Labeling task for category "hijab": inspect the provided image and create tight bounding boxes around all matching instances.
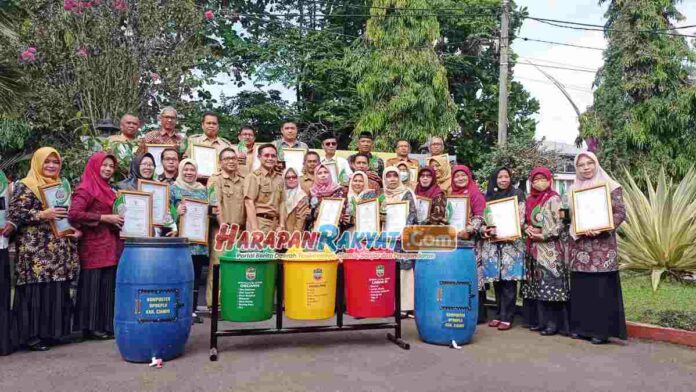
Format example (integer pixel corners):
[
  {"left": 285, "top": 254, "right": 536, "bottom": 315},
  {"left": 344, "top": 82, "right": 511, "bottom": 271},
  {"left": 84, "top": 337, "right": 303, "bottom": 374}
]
[
  {"left": 524, "top": 167, "right": 558, "bottom": 225},
  {"left": 175, "top": 159, "right": 206, "bottom": 191},
  {"left": 382, "top": 166, "right": 411, "bottom": 203},
  {"left": 117, "top": 152, "right": 155, "bottom": 190},
  {"left": 485, "top": 167, "right": 526, "bottom": 202},
  {"left": 348, "top": 171, "right": 371, "bottom": 201},
  {"left": 450, "top": 164, "right": 486, "bottom": 216},
  {"left": 429, "top": 154, "right": 451, "bottom": 193},
  {"left": 283, "top": 167, "right": 306, "bottom": 214},
  {"left": 415, "top": 167, "right": 443, "bottom": 200},
  {"left": 572, "top": 151, "right": 621, "bottom": 192},
  {"left": 75, "top": 152, "right": 117, "bottom": 207},
  {"left": 309, "top": 163, "right": 340, "bottom": 198},
  {"left": 21, "top": 147, "right": 61, "bottom": 198}
]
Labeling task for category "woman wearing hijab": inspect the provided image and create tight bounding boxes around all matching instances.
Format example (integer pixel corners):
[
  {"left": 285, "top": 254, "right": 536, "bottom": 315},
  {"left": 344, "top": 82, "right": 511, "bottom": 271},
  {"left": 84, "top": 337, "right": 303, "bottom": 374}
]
[
  {"left": 449, "top": 165, "right": 488, "bottom": 323},
  {"left": 170, "top": 159, "right": 208, "bottom": 324},
  {"left": 522, "top": 167, "right": 569, "bottom": 336},
  {"left": 481, "top": 167, "right": 526, "bottom": 331},
  {"left": 306, "top": 164, "right": 347, "bottom": 231},
  {"left": 116, "top": 152, "right": 156, "bottom": 190},
  {"left": 283, "top": 168, "right": 309, "bottom": 234},
  {"left": 568, "top": 152, "right": 627, "bottom": 344},
  {"left": 68, "top": 152, "right": 124, "bottom": 340},
  {"left": 428, "top": 155, "right": 451, "bottom": 194},
  {"left": 414, "top": 167, "right": 446, "bottom": 225},
  {"left": 0, "top": 170, "right": 14, "bottom": 355},
  {"left": 382, "top": 167, "right": 418, "bottom": 315},
  {"left": 341, "top": 171, "right": 379, "bottom": 231},
  {"left": 6, "top": 147, "right": 81, "bottom": 351}
]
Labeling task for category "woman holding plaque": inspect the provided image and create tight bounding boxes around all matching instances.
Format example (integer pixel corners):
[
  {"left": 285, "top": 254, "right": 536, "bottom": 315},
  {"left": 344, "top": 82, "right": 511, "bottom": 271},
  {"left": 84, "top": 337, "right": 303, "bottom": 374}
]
[
  {"left": 449, "top": 165, "right": 488, "bottom": 323},
  {"left": 342, "top": 171, "right": 379, "bottom": 231},
  {"left": 283, "top": 167, "right": 309, "bottom": 234},
  {"left": 116, "top": 152, "right": 156, "bottom": 190},
  {"left": 428, "top": 155, "right": 451, "bottom": 194},
  {"left": 306, "top": 164, "right": 347, "bottom": 231},
  {"left": 522, "top": 167, "right": 569, "bottom": 336},
  {"left": 68, "top": 152, "right": 124, "bottom": 340},
  {"left": 6, "top": 147, "right": 80, "bottom": 351},
  {"left": 414, "top": 167, "right": 446, "bottom": 225},
  {"left": 170, "top": 159, "right": 208, "bottom": 324},
  {"left": 481, "top": 167, "right": 526, "bottom": 331},
  {"left": 568, "top": 152, "right": 626, "bottom": 344}
]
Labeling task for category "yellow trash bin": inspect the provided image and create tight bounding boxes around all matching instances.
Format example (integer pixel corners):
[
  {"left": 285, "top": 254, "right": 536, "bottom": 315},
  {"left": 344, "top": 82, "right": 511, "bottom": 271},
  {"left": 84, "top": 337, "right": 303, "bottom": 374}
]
[{"left": 283, "top": 247, "right": 338, "bottom": 320}]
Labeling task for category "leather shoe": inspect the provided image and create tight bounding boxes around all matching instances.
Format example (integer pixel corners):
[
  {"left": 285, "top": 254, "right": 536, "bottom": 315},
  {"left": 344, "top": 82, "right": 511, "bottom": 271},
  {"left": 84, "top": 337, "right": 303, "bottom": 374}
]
[
  {"left": 529, "top": 325, "right": 541, "bottom": 332},
  {"left": 497, "top": 322, "right": 512, "bottom": 331},
  {"left": 540, "top": 328, "right": 557, "bottom": 336},
  {"left": 28, "top": 342, "right": 50, "bottom": 351},
  {"left": 590, "top": 337, "right": 608, "bottom": 345},
  {"left": 488, "top": 319, "right": 501, "bottom": 328}
]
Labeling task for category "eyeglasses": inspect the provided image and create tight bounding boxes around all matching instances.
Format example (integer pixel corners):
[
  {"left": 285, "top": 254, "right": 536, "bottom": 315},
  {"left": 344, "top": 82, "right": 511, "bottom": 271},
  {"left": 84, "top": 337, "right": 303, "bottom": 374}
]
[
  {"left": 261, "top": 154, "right": 277, "bottom": 158},
  {"left": 324, "top": 141, "right": 337, "bottom": 146},
  {"left": 140, "top": 163, "right": 155, "bottom": 168},
  {"left": 161, "top": 115, "right": 176, "bottom": 120}
]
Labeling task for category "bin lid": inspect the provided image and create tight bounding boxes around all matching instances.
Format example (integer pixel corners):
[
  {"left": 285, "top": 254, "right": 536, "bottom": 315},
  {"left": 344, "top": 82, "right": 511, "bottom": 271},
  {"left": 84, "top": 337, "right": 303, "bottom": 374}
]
[
  {"left": 220, "top": 245, "right": 276, "bottom": 263},
  {"left": 124, "top": 237, "right": 189, "bottom": 247},
  {"left": 284, "top": 246, "right": 338, "bottom": 262}
]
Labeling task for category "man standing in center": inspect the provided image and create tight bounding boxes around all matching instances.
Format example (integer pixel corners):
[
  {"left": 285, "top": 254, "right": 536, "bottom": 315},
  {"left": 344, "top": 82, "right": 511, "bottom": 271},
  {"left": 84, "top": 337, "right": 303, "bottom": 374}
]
[
  {"left": 386, "top": 139, "right": 419, "bottom": 168},
  {"left": 300, "top": 151, "right": 320, "bottom": 194},
  {"left": 244, "top": 144, "right": 286, "bottom": 234},
  {"left": 141, "top": 106, "right": 183, "bottom": 148},
  {"left": 236, "top": 125, "right": 258, "bottom": 176},
  {"left": 157, "top": 148, "right": 180, "bottom": 185},
  {"left": 273, "top": 121, "right": 308, "bottom": 161},
  {"left": 206, "top": 147, "right": 245, "bottom": 308},
  {"left": 108, "top": 114, "right": 140, "bottom": 177},
  {"left": 320, "top": 133, "right": 352, "bottom": 186},
  {"left": 186, "top": 112, "right": 233, "bottom": 157},
  {"left": 347, "top": 131, "right": 384, "bottom": 178}
]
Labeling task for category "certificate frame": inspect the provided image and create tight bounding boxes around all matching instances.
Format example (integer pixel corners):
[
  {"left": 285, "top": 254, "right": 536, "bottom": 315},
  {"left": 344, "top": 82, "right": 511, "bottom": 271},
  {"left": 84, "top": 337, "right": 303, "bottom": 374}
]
[
  {"left": 145, "top": 144, "right": 176, "bottom": 177},
  {"left": 137, "top": 179, "right": 170, "bottom": 226},
  {"left": 38, "top": 183, "right": 74, "bottom": 238},
  {"left": 324, "top": 161, "right": 339, "bottom": 184},
  {"left": 485, "top": 196, "right": 522, "bottom": 242},
  {"left": 190, "top": 144, "right": 219, "bottom": 178},
  {"left": 447, "top": 195, "right": 470, "bottom": 233},
  {"left": 282, "top": 148, "right": 306, "bottom": 176},
  {"left": 355, "top": 198, "right": 380, "bottom": 233},
  {"left": 313, "top": 197, "right": 344, "bottom": 231},
  {"left": 384, "top": 201, "right": 409, "bottom": 235},
  {"left": 409, "top": 167, "right": 419, "bottom": 184},
  {"left": 571, "top": 183, "right": 615, "bottom": 235},
  {"left": 416, "top": 196, "right": 432, "bottom": 224},
  {"left": 117, "top": 190, "right": 153, "bottom": 239},
  {"left": 179, "top": 197, "right": 210, "bottom": 245}
]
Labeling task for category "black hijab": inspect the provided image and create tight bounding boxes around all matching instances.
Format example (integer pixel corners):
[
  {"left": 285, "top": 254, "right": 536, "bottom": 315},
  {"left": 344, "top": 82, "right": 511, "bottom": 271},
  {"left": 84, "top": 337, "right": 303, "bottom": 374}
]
[
  {"left": 485, "top": 167, "right": 525, "bottom": 202},
  {"left": 116, "top": 152, "right": 155, "bottom": 190}
]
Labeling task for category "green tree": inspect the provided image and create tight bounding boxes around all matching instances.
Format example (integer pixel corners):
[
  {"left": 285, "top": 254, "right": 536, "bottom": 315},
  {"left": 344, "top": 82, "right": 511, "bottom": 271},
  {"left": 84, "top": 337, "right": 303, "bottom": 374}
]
[
  {"left": 579, "top": 0, "right": 696, "bottom": 178},
  {"left": 348, "top": 0, "right": 458, "bottom": 151}
]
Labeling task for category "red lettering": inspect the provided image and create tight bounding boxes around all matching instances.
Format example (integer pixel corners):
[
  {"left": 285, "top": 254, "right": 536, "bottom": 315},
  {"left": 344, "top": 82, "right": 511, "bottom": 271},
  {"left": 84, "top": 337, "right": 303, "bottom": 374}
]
[
  {"left": 249, "top": 230, "right": 265, "bottom": 250},
  {"left": 261, "top": 231, "right": 276, "bottom": 249},
  {"left": 213, "top": 224, "right": 240, "bottom": 252},
  {"left": 301, "top": 231, "right": 320, "bottom": 250},
  {"left": 236, "top": 230, "right": 250, "bottom": 250},
  {"left": 287, "top": 231, "right": 302, "bottom": 249},
  {"left": 275, "top": 230, "right": 290, "bottom": 249}
]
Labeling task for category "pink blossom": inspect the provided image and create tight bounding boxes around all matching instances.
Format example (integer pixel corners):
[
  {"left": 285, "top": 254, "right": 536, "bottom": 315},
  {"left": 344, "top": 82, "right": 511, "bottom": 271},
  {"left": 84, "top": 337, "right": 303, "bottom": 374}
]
[
  {"left": 76, "top": 47, "right": 89, "bottom": 58},
  {"left": 204, "top": 10, "right": 214, "bottom": 21},
  {"left": 113, "top": 0, "right": 128, "bottom": 11},
  {"left": 64, "top": 0, "right": 78, "bottom": 11},
  {"left": 586, "top": 137, "right": 600, "bottom": 152},
  {"left": 19, "top": 47, "right": 37, "bottom": 63},
  {"left": 150, "top": 72, "right": 160, "bottom": 81}
]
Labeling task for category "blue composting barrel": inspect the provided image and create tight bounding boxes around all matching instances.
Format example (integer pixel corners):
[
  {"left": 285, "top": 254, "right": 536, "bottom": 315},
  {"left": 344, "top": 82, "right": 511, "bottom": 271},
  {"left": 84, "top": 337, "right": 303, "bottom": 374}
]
[
  {"left": 115, "top": 238, "right": 193, "bottom": 362},
  {"left": 415, "top": 240, "right": 478, "bottom": 345}
]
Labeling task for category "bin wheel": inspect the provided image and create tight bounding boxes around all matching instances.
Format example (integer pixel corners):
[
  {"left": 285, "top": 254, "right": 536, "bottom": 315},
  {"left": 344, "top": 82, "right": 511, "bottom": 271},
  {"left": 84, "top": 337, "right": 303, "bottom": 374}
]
[{"left": 209, "top": 348, "right": 218, "bottom": 361}]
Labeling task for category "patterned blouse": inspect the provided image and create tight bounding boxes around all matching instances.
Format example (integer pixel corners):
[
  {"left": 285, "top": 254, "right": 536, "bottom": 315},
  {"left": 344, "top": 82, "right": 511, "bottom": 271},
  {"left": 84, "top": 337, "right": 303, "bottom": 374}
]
[
  {"left": 170, "top": 185, "right": 209, "bottom": 256},
  {"left": 8, "top": 183, "right": 80, "bottom": 285},
  {"left": 568, "top": 188, "right": 626, "bottom": 273},
  {"left": 481, "top": 200, "right": 526, "bottom": 282}
]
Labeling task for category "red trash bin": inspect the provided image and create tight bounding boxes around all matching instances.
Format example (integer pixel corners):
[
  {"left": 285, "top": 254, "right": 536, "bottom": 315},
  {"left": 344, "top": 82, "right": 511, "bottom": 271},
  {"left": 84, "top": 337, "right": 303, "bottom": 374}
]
[{"left": 342, "top": 249, "right": 396, "bottom": 318}]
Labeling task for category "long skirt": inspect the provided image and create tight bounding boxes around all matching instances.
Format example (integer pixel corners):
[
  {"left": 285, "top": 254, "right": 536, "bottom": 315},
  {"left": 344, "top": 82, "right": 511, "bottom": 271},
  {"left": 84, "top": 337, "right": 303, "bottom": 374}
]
[
  {"left": 570, "top": 271, "right": 627, "bottom": 340},
  {"left": 74, "top": 266, "right": 116, "bottom": 334},
  {"left": 12, "top": 281, "right": 73, "bottom": 346},
  {"left": 0, "top": 249, "right": 14, "bottom": 355}
]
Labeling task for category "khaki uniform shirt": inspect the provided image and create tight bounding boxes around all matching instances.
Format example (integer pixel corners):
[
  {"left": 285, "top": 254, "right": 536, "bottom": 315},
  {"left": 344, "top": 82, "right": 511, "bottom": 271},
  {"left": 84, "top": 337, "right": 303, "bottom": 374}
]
[
  {"left": 243, "top": 167, "right": 284, "bottom": 218},
  {"left": 300, "top": 173, "right": 314, "bottom": 195},
  {"left": 186, "top": 134, "right": 234, "bottom": 156},
  {"left": 386, "top": 157, "right": 419, "bottom": 168},
  {"left": 207, "top": 171, "right": 246, "bottom": 227}
]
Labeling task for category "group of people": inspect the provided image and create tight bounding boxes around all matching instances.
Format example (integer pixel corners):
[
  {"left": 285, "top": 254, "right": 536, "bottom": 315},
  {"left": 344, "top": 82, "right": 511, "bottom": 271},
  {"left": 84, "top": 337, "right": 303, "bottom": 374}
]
[{"left": 0, "top": 106, "right": 627, "bottom": 355}]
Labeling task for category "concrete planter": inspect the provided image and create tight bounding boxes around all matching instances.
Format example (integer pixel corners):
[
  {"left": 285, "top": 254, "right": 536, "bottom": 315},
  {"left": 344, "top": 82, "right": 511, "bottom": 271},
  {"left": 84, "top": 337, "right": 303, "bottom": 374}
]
[{"left": 627, "top": 321, "right": 696, "bottom": 347}]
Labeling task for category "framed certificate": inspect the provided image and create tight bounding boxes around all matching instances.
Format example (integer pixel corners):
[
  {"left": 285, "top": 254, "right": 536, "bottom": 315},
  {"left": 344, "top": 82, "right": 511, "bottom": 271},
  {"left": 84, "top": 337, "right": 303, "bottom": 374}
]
[
  {"left": 179, "top": 198, "right": 209, "bottom": 244},
  {"left": 190, "top": 144, "right": 218, "bottom": 178},
  {"left": 38, "top": 182, "right": 74, "bottom": 237},
  {"left": 356, "top": 198, "right": 380, "bottom": 233},
  {"left": 416, "top": 196, "right": 431, "bottom": 224},
  {"left": 145, "top": 144, "right": 175, "bottom": 177},
  {"left": 137, "top": 179, "right": 170, "bottom": 226},
  {"left": 571, "top": 183, "right": 614, "bottom": 234},
  {"left": 324, "top": 161, "right": 339, "bottom": 184},
  {"left": 116, "top": 190, "right": 153, "bottom": 239},
  {"left": 409, "top": 166, "right": 419, "bottom": 183},
  {"left": 283, "top": 148, "right": 306, "bottom": 176},
  {"left": 447, "top": 196, "right": 470, "bottom": 232},
  {"left": 485, "top": 196, "right": 522, "bottom": 242},
  {"left": 384, "top": 201, "right": 409, "bottom": 234},
  {"left": 313, "top": 197, "right": 344, "bottom": 231}
]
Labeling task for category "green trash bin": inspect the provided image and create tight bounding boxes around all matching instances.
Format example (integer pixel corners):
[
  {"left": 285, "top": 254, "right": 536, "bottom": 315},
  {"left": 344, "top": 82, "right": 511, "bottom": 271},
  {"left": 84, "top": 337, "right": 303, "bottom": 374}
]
[{"left": 220, "top": 246, "right": 277, "bottom": 322}]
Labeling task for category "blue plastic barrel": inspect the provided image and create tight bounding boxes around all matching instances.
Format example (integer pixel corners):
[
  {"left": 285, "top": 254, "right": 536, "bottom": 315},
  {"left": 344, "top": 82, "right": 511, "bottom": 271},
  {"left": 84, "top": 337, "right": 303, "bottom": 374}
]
[
  {"left": 415, "top": 240, "right": 479, "bottom": 345},
  {"left": 115, "top": 238, "right": 194, "bottom": 362}
]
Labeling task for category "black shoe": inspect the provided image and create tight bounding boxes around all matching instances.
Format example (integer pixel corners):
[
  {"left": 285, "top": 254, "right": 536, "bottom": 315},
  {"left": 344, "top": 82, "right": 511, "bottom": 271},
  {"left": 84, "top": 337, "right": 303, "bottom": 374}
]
[
  {"left": 192, "top": 313, "right": 204, "bottom": 324},
  {"left": 590, "top": 337, "right": 608, "bottom": 345},
  {"left": 27, "top": 342, "right": 50, "bottom": 351},
  {"left": 83, "top": 330, "right": 113, "bottom": 341},
  {"left": 529, "top": 325, "right": 541, "bottom": 332},
  {"left": 540, "top": 328, "right": 557, "bottom": 336}
]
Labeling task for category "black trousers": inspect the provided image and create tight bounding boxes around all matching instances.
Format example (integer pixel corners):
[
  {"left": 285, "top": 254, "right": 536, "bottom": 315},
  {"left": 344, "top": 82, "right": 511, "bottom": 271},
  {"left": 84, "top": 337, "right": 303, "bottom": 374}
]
[
  {"left": 538, "top": 301, "right": 570, "bottom": 334},
  {"left": 493, "top": 280, "right": 518, "bottom": 323},
  {"left": 192, "top": 255, "right": 207, "bottom": 312},
  {"left": 523, "top": 298, "right": 539, "bottom": 327}
]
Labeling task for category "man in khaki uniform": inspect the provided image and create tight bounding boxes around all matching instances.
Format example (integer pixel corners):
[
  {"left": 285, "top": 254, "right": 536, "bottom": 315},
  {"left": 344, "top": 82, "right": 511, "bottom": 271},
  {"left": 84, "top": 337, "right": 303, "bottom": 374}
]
[
  {"left": 206, "top": 147, "right": 245, "bottom": 307},
  {"left": 186, "top": 112, "right": 234, "bottom": 158},
  {"left": 300, "top": 151, "right": 320, "bottom": 194},
  {"left": 236, "top": 125, "right": 258, "bottom": 176},
  {"left": 244, "top": 144, "right": 286, "bottom": 234}
]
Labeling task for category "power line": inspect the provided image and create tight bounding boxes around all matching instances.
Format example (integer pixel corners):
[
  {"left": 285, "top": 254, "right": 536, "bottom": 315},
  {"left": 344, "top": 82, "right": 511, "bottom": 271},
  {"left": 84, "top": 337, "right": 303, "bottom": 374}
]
[
  {"left": 514, "top": 62, "right": 598, "bottom": 74},
  {"left": 518, "top": 56, "right": 598, "bottom": 72},
  {"left": 528, "top": 18, "right": 696, "bottom": 38},
  {"left": 518, "top": 37, "right": 605, "bottom": 51}
]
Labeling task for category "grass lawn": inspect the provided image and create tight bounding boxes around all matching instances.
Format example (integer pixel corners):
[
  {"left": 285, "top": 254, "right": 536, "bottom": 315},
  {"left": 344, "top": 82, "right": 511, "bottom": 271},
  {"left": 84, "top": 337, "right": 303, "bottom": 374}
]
[{"left": 621, "top": 271, "right": 696, "bottom": 330}]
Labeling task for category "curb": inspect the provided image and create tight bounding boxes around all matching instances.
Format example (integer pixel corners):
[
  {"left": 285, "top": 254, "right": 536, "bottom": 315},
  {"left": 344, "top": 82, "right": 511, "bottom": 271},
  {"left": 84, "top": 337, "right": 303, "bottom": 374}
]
[{"left": 626, "top": 321, "right": 696, "bottom": 347}]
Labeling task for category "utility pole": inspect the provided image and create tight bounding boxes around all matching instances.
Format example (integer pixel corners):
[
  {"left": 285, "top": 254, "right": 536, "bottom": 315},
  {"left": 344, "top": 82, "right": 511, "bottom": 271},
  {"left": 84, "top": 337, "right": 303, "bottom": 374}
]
[{"left": 497, "top": 0, "right": 510, "bottom": 145}]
